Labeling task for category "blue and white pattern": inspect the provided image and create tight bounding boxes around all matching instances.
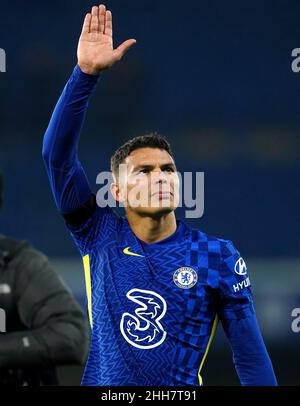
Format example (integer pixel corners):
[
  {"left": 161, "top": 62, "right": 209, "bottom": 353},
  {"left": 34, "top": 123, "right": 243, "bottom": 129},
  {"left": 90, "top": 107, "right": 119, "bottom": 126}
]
[
  {"left": 120, "top": 288, "right": 167, "bottom": 349},
  {"left": 67, "top": 206, "right": 253, "bottom": 386}
]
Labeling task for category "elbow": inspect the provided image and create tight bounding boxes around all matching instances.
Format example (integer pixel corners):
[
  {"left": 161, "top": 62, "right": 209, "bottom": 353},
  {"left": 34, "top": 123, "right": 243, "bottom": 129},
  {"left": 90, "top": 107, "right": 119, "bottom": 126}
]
[
  {"left": 42, "top": 141, "right": 63, "bottom": 169},
  {"left": 42, "top": 133, "right": 51, "bottom": 164},
  {"left": 42, "top": 146, "right": 50, "bottom": 164},
  {"left": 42, "top": 128, "right": 59, "bottom": 166}
]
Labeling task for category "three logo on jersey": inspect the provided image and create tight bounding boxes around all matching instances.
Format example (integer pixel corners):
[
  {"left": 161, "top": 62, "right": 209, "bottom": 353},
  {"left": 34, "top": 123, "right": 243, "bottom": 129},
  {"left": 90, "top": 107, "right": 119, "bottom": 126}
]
[
  {"left": 119, "top": 266, "right": 197, "bottom": 350},
  {"left": 120, "top": 249, "right": 250, "bottom": 349},
  {"left": 120, "top": 288, "right": 167, "bottom": 350}
]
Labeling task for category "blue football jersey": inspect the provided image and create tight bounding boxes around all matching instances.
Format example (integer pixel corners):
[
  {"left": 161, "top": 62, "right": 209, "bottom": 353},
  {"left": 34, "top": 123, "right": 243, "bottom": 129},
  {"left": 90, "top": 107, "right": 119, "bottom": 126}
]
[
  {"left": 66, "top": 204, "right": 253, "bottom": 386},
  {"left": 42, "top": 64, "right": 277, "bottom": 386}
]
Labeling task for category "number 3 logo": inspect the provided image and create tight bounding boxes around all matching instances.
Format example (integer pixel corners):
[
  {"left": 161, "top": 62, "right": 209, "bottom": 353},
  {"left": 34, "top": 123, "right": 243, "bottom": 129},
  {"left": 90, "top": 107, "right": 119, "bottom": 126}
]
[{"left": 120, "top": 288, "right": 167, "bottom": 349}]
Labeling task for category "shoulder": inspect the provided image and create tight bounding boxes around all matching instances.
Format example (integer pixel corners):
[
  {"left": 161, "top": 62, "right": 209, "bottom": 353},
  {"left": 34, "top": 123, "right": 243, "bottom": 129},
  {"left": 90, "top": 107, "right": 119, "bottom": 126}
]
[
  {"left": 66, "top": 202, "right": 121, "bottom": 233},
  {"left": 202, "top": 232, "right": 249, "bottom": 289},
  {"left": 188, "top": 227, "right": 238, "bottom": 256},
  {"left": 188, "top": 227, "right": 245, "bottom": 273}
]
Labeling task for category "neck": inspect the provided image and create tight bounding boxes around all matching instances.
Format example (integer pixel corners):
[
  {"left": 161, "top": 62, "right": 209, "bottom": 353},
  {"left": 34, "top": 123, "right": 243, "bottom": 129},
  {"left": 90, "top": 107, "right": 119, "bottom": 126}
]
[{"left": 125, "top": 209, "right": 177, "bottom": 244}]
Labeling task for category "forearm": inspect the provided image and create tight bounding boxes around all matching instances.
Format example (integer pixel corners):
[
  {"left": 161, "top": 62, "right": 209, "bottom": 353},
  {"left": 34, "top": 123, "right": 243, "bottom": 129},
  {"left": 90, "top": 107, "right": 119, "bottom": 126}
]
[
  {"left": 222, "top": 314, "right": 278, "bottom": 386},
  {"left": 42, "top": 65, "right": 100, "bottom": 212},
  {"left": 42, "top": 65, "right": 99, "bottom": 167}
]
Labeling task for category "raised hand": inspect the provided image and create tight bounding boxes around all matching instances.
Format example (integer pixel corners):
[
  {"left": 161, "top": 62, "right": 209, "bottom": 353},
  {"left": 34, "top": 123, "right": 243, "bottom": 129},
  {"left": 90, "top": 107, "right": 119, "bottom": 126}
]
[{"left": 77, "top": 4, "right": 136, "bottom": 75}]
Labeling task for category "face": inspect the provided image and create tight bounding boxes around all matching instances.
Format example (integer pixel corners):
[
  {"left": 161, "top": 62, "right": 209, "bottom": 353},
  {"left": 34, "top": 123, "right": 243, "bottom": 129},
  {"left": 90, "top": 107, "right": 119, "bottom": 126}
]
[{"left": 111, "top": 147, "right": 180, "bottom": 217}]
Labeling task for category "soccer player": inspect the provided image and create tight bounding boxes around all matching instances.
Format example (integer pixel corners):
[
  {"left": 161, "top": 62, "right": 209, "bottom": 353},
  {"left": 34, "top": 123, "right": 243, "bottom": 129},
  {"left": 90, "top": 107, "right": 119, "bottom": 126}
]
[{"left": 42, "top": 4, "right": 277, "bottom": 386}]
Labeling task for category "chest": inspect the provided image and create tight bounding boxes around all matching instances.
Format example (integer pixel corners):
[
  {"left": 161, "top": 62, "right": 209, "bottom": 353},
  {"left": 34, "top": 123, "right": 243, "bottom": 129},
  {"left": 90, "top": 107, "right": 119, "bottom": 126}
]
[{"left": 91, "top": 242, "right": 214, "bottom": 327}]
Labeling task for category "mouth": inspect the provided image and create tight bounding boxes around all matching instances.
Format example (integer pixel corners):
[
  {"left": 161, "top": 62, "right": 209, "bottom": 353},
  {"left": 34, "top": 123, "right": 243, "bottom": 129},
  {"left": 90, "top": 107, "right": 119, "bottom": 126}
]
[{"left": 151, "top": 191, "right": 173, "bottom": 198}]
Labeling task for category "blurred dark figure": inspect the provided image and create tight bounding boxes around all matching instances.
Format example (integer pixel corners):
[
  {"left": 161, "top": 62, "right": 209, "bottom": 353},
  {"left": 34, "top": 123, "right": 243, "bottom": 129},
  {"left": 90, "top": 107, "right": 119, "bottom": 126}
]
[{"left": 0, "top": 172, "right": 89, "bottom": 386}]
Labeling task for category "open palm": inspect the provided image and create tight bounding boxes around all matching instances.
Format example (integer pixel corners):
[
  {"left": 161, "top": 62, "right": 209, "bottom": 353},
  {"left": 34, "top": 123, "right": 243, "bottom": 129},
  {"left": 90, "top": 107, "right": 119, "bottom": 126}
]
[{"left": 77, "top": 4, "right": 136, "bottom": 74}]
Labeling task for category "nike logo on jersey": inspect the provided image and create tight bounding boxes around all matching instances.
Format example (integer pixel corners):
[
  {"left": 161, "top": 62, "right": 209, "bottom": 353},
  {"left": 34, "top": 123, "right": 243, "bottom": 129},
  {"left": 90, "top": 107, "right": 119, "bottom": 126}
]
[{"left": 123, "top": 247, "right": 144, "bottom": 257}]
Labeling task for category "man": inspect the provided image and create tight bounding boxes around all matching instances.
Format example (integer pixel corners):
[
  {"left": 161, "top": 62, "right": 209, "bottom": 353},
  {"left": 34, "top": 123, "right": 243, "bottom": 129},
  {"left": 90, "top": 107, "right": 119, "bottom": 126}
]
[
  {"left": 42, "top": 4, "right": 277, "bottom": 386},
  {"left": 0, "top": 172, "right": 89, "bottom": 385}
]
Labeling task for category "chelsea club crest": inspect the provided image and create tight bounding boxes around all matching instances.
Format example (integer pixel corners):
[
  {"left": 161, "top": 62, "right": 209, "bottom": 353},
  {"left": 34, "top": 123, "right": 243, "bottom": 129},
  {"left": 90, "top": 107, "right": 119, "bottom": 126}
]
[{"left": 173, "top": 267, "right": 198, "bottom": 289}]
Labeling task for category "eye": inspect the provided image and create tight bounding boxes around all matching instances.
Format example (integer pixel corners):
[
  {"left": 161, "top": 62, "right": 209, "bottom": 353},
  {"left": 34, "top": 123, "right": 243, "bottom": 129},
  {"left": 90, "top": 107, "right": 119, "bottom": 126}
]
[
  {"left": 163, "top": 167, "right": 175, "bottom": 173},
  {"left": 139, "top": 168, "right": 150, "bottom": 174}
]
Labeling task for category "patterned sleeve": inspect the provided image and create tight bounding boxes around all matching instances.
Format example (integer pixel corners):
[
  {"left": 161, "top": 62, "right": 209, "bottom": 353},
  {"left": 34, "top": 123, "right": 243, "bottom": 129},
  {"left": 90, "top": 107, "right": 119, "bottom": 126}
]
[
  {"left": 217, "top": 240, "right": 254, "bottom": 320},
  {"left": 64, "top": 199, "right": 120, "bottom": 257}
]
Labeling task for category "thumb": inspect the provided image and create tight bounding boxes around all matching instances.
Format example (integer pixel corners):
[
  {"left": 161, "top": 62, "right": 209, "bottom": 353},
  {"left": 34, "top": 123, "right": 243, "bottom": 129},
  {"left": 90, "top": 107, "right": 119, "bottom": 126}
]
[{"left": 114, "top": 39, "right": 137, "bottom": 60}]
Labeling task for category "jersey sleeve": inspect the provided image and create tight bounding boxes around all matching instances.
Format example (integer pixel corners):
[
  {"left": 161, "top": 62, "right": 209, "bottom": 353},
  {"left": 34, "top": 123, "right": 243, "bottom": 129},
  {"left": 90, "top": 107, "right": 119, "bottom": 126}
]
[
  {"left": 42, "top": 65, "right": 121, "bottom": 255},
  {"left": 215, "top": 241, "right": 278, "bottom": 385},
  {"left": 216, "top": 240, "right": 254, "bottom": 320},
  {"left": 64, "top": 194, "right": 120, "bottom": 257},
  {"left": 42, "top": 65, "right": 100, "bottom": 216},
  {"left": 216, "top": 240, "right": 278, "bottom": 385}
]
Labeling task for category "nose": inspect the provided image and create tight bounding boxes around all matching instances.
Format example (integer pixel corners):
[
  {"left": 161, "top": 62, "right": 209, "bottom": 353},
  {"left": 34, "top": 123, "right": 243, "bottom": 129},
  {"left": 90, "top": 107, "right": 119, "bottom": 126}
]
[{"left": 152, "top": 169, "right": 168, "bottom": 184}]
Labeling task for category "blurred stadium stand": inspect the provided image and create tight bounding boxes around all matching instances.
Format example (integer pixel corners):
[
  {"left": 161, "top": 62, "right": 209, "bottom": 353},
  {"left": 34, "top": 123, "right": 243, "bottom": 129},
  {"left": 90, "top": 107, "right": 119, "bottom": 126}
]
[{"left": 0, "top": 0, "right": 299, "bottom": 385}]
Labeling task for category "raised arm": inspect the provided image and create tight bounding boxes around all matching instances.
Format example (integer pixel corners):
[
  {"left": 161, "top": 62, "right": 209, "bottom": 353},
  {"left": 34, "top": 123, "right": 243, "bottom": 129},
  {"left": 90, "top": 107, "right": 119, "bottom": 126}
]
[{"left": 42, "top": 4, "right": 136, "bottom": 219}]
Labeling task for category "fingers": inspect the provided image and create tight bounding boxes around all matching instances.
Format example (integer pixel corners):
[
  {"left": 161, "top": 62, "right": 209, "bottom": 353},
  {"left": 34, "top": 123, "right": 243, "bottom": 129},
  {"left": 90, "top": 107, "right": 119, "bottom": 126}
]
[
  {"left": 90, "top": 5, "right": 99, "bottom": 33},
  {"left": 81, "top": 13, "right": 91, "bottom": 34},
  {"left": 114, "top": 39, "right": 137, "bottom": 60},
  {"left": 104, "top": 10, "right": 112, "bottom": 37},
  {"left": 83, "top": 5, "right": 112, "bottom": 36},
  {"left": 99, "top": 4, "right": 106, "bottom": 33}
]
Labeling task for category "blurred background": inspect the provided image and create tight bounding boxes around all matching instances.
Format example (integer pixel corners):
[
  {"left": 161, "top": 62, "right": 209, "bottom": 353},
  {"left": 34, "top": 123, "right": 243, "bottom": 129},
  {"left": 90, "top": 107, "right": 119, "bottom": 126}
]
[{"left": 0, "top": 0, "right": 299, "bottom": 385}]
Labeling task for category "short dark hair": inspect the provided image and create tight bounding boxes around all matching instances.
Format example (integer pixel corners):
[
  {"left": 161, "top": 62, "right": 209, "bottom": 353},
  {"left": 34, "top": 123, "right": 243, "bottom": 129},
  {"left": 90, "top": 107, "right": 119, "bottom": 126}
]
[{"left": 110, "top": 132, "right": 174, "bottom": 177}]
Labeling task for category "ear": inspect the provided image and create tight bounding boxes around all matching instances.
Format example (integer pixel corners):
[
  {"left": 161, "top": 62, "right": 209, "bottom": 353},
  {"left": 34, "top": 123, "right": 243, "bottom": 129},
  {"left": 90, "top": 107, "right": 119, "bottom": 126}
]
[{"left": 110, "top": 182, "right": 125, "bottom": 203}]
